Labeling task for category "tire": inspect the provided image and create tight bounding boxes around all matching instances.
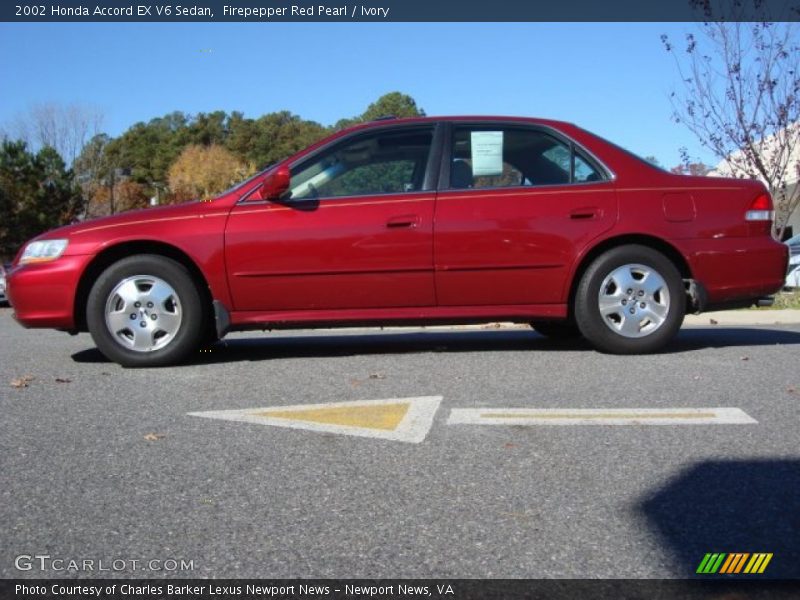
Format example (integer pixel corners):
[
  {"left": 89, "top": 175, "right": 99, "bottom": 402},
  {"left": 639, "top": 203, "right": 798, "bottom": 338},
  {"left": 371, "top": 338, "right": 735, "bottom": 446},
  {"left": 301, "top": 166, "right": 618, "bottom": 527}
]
[
  {"left": 574, "top": 245, "right": 685, "bottom": 354},
  {"left": 531, "top": 320, "right": 582, "bottom": 339},
  {"left": 86, "top": 255, "right": 206, "bottom": 367}
]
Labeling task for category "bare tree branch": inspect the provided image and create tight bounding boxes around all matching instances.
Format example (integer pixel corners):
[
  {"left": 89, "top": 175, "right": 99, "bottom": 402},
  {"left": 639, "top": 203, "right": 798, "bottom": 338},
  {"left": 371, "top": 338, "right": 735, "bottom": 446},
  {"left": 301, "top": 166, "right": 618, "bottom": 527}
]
[
  {"left": 663, "top": 21, "right": 800, "bottom": 238},
  {"left": 4, "top": 102, "right": 104, "bottom": 167}
]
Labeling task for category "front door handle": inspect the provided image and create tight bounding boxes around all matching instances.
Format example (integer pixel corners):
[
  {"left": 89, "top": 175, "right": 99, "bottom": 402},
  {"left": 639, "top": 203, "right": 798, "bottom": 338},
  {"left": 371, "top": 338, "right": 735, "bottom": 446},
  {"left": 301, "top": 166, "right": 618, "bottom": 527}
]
[{"left": 386, "top": 215, "right": 419, "bottom": 228}]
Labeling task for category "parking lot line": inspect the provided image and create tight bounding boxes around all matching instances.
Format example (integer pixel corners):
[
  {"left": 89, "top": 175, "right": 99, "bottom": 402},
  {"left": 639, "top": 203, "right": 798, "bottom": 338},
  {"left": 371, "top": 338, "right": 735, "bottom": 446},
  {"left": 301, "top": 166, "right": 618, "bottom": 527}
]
[{"left": 446, "top": 407, "right": 757, "bottom": 426}]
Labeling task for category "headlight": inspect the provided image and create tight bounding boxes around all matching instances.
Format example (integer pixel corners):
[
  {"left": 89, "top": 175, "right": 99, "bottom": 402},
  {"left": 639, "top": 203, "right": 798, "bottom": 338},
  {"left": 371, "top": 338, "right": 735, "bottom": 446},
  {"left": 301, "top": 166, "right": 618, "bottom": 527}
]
[{"left": 20, "top": 239, "right": 69, "bottom": 264}]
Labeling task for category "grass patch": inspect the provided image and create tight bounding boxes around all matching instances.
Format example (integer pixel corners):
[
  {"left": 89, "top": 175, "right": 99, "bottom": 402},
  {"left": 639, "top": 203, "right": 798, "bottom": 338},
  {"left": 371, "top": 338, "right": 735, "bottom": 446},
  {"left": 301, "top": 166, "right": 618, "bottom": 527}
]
[{"left": 746, "top": 290, "right": 800, "bottom": 310}]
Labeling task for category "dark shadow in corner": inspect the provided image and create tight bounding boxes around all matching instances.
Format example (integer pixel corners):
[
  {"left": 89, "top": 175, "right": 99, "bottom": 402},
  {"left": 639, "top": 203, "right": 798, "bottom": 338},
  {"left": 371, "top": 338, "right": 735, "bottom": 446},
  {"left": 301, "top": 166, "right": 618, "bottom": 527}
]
[
  {"left": 639, "top": 460, "right": 800, "bottom": 580},
  {"left": 70, "top": 326, "right": 800, "bottom": 365}
]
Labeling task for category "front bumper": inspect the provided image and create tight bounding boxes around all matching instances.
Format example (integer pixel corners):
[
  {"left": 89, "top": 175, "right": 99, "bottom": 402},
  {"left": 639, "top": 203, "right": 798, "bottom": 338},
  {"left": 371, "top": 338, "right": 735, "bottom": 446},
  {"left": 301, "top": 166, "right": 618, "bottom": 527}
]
[{"left": 6, "top": 255, "right": 93, "bottom": 329}]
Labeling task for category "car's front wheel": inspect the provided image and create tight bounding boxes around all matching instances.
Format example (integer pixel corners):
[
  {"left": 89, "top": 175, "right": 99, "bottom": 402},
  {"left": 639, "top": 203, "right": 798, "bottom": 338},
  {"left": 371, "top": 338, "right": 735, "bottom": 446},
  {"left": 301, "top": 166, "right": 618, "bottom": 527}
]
[
  {"left": 574, "top": 245, "right": 685, "bottom": 354},
  {"left": 86, "top": 255, "right": 205, "bottom": 367}
]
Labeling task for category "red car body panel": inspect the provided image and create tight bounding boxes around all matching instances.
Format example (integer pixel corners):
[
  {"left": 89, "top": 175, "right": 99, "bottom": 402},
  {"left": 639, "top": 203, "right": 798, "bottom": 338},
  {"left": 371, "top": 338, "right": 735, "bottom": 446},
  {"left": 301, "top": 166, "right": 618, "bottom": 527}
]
[
  {"left": 6, "top": 254, "right": 92, "bottom": 328},
  {"left": 9, "top": 201, "right": 235, "bottom": 329},
  {"left": 6, "top": 115, "right": 789, "bottom": 335},
  {"left": 230, "top": 303, "right": 567, "bottom": 330},
  {"left": 225, "top": 192, "right": 436, "bottom": 311},
  {"left": 434, "top": 182, "right": 617, "bottom": 306}
]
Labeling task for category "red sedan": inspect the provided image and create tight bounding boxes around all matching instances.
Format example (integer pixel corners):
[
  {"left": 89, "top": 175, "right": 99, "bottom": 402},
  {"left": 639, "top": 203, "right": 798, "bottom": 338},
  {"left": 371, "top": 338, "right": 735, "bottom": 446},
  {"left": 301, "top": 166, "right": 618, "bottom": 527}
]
[{"left": 6, "top": 116, "right": 789, "bottom": 367}]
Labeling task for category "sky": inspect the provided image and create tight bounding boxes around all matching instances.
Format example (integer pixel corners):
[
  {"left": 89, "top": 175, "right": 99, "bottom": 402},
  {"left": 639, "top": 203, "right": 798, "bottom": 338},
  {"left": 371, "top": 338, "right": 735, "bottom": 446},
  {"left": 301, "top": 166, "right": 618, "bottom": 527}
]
[{"left": 0, "top": 22, "right": 719, "bottom": 169}]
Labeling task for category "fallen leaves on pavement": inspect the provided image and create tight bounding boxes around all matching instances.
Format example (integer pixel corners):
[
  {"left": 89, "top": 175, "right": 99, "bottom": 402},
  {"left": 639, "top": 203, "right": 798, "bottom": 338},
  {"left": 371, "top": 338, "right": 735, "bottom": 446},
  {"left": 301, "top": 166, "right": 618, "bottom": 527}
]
[
  {"left": 143, "top": 433, "right": 166, "bottom": 441},
  {"left": 10, "top": 375, "right": 34, "bottom": 388}
]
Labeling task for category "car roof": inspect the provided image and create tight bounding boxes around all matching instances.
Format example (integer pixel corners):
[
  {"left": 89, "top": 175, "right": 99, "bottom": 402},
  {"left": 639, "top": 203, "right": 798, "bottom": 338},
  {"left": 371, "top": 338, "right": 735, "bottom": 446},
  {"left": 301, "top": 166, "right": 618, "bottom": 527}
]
[
  {"left": 343, "top": 115, "right": 577, "bottom": 133},
  {"left": 287, "top": 115, "right": 586, "bottom": 168}
]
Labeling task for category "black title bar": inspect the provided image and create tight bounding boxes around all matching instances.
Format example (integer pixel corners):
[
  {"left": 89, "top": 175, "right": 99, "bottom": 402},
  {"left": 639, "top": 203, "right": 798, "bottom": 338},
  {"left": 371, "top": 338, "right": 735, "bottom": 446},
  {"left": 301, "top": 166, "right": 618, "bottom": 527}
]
[
  {"left": 3, "top": 0, "right": 800, "bottom": 22},
  {"left": 4, "top": 579, "right": 800, "bottom": 600}
]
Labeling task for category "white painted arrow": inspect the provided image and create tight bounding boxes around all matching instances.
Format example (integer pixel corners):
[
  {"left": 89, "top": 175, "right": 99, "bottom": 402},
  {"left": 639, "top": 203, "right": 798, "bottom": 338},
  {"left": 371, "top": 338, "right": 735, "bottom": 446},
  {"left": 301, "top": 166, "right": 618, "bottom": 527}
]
[{"left": 188, "top": 396, "right": 442, "bottom": 443}]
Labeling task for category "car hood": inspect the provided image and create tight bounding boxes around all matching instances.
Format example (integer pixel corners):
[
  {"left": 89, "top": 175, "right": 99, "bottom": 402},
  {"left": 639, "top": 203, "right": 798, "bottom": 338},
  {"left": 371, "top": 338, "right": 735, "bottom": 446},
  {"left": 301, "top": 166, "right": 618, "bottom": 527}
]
[{"left": 38, "top": 201, "right": 208, "bottom": 240}]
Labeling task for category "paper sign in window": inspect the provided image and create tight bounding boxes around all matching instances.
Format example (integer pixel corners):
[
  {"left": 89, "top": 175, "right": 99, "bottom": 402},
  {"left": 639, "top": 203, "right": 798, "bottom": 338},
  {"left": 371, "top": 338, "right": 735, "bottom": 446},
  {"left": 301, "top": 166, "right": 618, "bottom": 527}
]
[{"left": 470, "top": 131, "right": 504, "bottom": 177}]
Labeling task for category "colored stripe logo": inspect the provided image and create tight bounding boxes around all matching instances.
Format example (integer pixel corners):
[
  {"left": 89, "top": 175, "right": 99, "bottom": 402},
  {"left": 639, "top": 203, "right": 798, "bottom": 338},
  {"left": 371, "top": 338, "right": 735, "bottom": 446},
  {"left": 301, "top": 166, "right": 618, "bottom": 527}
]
[{"left": 696, "top": 553, "right": 773, "bottom": 574}]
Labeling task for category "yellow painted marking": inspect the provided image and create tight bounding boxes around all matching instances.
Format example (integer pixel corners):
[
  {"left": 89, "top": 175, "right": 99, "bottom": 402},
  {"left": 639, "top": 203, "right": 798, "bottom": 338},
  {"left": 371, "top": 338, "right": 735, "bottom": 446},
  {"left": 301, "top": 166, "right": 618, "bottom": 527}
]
[
  {"left": 758, "top": 553, "right": 773, "bottom": 573},
  {"left": 480, "top": 412, "right": 717, "bottom": 420},
  {"left": 257, "top": 402, "right": 410, "bottom": 431},
  {"left": 189, "top": 396, "right": 441, "bottom": 443}
]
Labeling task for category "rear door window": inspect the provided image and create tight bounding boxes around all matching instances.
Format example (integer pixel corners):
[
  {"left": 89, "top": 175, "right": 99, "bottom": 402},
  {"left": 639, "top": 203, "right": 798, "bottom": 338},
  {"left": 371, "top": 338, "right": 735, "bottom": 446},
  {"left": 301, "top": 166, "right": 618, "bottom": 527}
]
[{"left": 448, "top": 126, "right": 605, "bottom": 189}]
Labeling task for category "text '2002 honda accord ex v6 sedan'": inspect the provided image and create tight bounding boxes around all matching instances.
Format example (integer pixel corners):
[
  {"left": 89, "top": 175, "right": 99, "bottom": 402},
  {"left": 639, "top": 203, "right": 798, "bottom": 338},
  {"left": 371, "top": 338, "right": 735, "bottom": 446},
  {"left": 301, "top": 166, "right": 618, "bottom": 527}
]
[{"left": 6, "top": 116, "right": 789, "bottom": 367}]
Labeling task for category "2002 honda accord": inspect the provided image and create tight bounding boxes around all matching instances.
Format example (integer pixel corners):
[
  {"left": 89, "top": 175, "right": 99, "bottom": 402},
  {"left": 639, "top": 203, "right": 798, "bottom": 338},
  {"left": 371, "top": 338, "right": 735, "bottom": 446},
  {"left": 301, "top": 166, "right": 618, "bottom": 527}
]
[{"left": 5, "top": 116, "right": 789, "bottom": 367}]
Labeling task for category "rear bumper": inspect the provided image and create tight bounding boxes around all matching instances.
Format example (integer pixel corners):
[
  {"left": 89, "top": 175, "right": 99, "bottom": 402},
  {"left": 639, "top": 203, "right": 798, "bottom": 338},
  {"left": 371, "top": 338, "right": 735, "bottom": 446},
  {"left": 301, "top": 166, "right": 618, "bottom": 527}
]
[
  {"left": 6, "top": 255, "right": 92, "bottom": 329},
  {"left": 682, "top": 236, "right": 789, "bottom": 307}
]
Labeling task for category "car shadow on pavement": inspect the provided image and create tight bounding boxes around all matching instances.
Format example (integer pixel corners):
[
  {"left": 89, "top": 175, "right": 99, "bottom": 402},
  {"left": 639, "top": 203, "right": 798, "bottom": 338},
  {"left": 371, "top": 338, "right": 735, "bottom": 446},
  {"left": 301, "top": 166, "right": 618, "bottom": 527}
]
[
  {"left": 668, "top": 326, "right": 800, "bottom": 352},
  {"left": 639, "top": 459, "right": 800, "bottom": 579},
  {"left": 70, "top": 326, "right": 800, "bottom": 365},
  {"left": 71, "top": 330, "right": 578, "bottom": 364}
]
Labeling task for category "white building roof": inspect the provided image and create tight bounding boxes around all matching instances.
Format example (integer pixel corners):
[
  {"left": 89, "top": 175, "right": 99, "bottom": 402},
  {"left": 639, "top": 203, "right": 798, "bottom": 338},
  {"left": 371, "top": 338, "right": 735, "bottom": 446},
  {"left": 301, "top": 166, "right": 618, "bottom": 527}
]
[{"left": 709, "top": 122, "right": 800, "bottom": 186}]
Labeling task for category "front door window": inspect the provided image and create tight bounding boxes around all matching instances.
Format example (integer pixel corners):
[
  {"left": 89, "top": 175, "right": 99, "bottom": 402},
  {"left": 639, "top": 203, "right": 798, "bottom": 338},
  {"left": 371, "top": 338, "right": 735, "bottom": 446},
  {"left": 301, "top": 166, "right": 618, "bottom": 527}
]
[{"left": 289, "top": 128, "right": 433, "bottom": 200}]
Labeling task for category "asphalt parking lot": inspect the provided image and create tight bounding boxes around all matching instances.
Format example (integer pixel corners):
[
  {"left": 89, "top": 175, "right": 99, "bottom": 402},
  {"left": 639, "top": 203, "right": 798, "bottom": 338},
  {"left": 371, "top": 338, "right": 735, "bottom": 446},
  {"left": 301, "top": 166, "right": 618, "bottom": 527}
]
[{"left": 1, "top": 306, "right": 799, "bottom": 579}]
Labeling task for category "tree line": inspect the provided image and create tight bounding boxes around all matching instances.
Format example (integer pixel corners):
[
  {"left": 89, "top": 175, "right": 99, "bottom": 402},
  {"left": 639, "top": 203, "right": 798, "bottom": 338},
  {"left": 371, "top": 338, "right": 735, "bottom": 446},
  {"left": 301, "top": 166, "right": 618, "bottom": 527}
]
[{"left": 0, "top": 92, "right": 423, "bottom": 260}]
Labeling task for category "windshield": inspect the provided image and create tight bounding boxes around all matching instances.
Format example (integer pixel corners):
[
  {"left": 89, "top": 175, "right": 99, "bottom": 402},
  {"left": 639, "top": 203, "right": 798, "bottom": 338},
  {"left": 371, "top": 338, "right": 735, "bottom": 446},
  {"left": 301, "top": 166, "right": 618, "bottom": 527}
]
[{"left": 216, "top": 163, "right": 276, "bottom": 198}]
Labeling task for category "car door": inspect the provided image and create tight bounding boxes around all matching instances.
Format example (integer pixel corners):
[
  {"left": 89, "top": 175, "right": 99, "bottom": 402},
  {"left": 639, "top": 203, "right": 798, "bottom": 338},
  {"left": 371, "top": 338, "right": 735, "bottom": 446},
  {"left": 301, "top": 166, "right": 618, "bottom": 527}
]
[
  {"left": 434, "top": 123, "right": 617, "bottom": 306},
  {"left": 225, "top": 124, "right": 439, "bottom": 311}
]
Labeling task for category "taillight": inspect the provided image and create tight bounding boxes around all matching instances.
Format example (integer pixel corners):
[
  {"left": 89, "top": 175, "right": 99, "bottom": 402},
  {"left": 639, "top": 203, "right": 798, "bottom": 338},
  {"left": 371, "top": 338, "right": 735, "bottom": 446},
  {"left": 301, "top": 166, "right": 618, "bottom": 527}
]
[{"left": 745, "top": 193, "right": 774, "bottom": 221}]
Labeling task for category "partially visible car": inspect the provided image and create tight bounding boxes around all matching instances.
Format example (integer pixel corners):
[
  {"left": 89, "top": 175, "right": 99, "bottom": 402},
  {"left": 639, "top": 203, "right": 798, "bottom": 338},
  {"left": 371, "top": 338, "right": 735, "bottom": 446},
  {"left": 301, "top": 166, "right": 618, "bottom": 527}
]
[
  {"left": 784, "top": 232, "right": 800, "bottom": 258},
  {"left": 0, "top": 263, "right": 7, "bottom": 305},
  {"left": 782, "top": 234, "right": 800, "bottom": 289},
  {"left": 786, "top": 254, "right": 800, "bottom": 289}
]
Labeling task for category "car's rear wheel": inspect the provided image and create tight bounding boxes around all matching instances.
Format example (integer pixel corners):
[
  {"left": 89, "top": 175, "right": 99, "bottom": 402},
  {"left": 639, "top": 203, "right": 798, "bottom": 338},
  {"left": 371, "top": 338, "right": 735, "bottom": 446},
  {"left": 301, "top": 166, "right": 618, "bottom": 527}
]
[
  {"left": 87, "top": 255, "right": 205, "bottom": 367},
  {"left": 530, "top": 320, "right": 581, "bottom": 339},
  {"left": 574, "top": 245, "right": 685, "bottom": 354}
]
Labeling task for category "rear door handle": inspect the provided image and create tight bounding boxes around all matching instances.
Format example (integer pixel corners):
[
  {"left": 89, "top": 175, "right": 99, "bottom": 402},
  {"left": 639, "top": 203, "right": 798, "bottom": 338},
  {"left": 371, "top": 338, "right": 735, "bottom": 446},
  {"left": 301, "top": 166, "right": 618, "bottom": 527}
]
[
  {"left": 569, "top": 207, "right": 601, "bottom": 220},
  {"left": 386, "top": 215, "right": 419, "bottom": 228}
]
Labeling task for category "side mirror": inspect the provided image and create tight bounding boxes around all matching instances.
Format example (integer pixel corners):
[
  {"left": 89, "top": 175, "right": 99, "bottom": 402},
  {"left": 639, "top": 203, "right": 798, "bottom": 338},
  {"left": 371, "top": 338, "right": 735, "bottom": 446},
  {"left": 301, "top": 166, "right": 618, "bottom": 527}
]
[{"left": 259, "top": 165, "right": 291, "bottom": 200}]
